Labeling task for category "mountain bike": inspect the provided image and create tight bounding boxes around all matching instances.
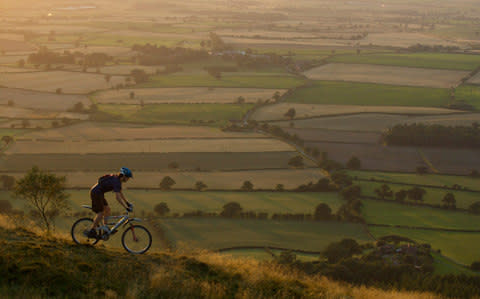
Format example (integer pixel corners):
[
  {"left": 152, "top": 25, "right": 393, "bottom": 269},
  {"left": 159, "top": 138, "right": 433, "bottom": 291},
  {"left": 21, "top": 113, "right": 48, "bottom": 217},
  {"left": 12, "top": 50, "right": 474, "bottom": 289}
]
[{"left": 71, "top": 205, "right": 152, "bottom": 254}]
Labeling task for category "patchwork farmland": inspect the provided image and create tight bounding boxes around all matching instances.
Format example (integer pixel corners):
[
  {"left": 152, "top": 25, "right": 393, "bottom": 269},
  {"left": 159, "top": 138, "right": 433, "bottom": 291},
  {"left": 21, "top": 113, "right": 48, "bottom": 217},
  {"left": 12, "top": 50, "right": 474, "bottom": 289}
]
[
  {"left": 94, "top": 88, "right": 285, "bottom": 104},
  {"left": 1, "top": 0, "right": 480, "bottom": 288},
  {"left": 303, "top": 63, "right": 468, "bottom": 88}
]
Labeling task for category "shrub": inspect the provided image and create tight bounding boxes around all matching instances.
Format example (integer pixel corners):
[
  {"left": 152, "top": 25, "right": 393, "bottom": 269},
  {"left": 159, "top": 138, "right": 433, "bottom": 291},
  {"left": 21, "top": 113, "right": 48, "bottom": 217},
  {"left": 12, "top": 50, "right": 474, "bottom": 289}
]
[
  {"left": 346, "top": 156, "right": 361, "bottom": 170},
  {"left": 241, "top": 181, "right": 253, "bottom": 191},
  {"left": 195, "top": 181, "right": 207, "bottom": 191},
  {"left": 159, "top": 176, "right": 176, "bottom": 190},
  {"left": 471, "top": 261, "right": 480, "bottom": 271},
  {"left": 154, "top": 202, "right": 170, "bottom": 216},
  {"left": 314, "top": 203, "right": 333, "bottom": 221},
  {"left": 220, "top": 202, "right": 242, "bottom": 218}
]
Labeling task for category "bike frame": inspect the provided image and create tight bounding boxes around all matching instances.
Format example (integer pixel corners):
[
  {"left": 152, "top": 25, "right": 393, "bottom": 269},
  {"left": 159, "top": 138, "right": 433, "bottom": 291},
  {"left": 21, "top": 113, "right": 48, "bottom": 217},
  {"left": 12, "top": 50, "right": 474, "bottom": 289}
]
[{"left": 82, "top": 205, "right": 142, "bottom": 237}]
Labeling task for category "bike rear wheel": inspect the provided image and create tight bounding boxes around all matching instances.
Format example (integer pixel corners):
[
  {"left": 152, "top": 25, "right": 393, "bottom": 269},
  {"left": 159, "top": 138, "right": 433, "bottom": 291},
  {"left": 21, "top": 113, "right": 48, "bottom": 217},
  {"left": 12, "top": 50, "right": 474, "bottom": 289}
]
[
  {"left": 71, "top": 218, "right": 100, "bottom": 245},
  {"left": 121, "top": 225, "right": 152, "bottom": 254}
]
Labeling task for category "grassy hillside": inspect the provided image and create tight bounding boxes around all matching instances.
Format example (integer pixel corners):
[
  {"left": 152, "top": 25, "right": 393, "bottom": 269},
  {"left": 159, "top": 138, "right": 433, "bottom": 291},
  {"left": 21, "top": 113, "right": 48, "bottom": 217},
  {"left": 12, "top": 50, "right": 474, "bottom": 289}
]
[{"left": 0, "top": 226, "right": 445, "bottom": 299}]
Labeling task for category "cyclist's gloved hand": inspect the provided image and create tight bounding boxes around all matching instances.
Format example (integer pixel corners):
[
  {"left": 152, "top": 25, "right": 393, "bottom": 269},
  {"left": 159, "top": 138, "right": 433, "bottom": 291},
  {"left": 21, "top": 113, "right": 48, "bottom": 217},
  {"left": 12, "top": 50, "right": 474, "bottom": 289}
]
[{"left": 126, "top": 203, "right": 133, "bottom": 212}]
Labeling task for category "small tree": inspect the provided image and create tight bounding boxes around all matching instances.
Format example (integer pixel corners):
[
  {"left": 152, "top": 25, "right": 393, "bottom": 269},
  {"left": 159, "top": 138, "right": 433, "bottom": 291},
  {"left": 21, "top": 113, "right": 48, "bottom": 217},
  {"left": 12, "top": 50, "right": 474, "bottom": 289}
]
[
  {"left": 195, "top": 181, "right": 207, "bottom": 191},
  {"left": 159, "top": 176, "right": 176, "bottom": 190},
  {"left": 236, "top": 96, "right": 245, "bottom": 104},
  {"left": 272, "top": 91, "right": 281, "bottom": 102},
  {"left": 241, "top": 180, "right": 253, "bottom": 191},
  {"left": 275, "top": 184, "right": 284, "bottom": 192},
  {"left": 468, "top": 201, "right": 480, "bottom": 214},
  {"left": 288, "top": 155, "right": 304, "bottom": 168},
  {"left": 395, "top": 190, "right": 408, "bottom": 202},
  {"left": 130, "top": 69, "right": 149, "bottom": 84},
  {"left": 442, "top": 192, "right": 456, "bottom": 209},
  {"left": 284, "top": 108, "right": 296, "bottom": 120},
  {"left": 346, "top": 156, "right": 361, "bottom": 170},
  {"left": 314, "top": 203, "right": 333, "bottom": 221},
  {"left": 416, "top": 166, "right": 428, "bottom": 175},
  {"left": 56, "top": 88, "right": 62, "bottom": 94},
  {"left": 154, "top": 202, "right": 170, "bottom": 216},
  {"left": 130, "top": 91, "right": 135, "bottom": 99},
  {"left": 1, "top": 135, "right": 13, "bottom": 145},
  {"left": 374, "top": 184, "right": 393, "bottom": 200},
  {"left": 21, "top": 119, "right": 30, "bottom": 128},
  {"left": 340, "top": 185, "right": 361, "bottom": 201},
  {"left": 323, "top": 239, "right": 362, "bottom": 263},
  {"left": 221, "top": 202, "right": 243, "bottom": 218},
  {"left": 104, "top": 74, "right": 111, "bottom": 83},
  {"left": 471, "top": 261, "right": 480, "bottom": 271},
  {"left": 168, "top": 162, "right": 179, "bottom": 169},
  {"left": 407, "top": 187, "right": 426, "bottom": 202},
  {"left": 13, "top": 166, "right": 69, "bottom": 232},
  {"left": 7, "top": 100, "right": 14, "bottom": 107}
]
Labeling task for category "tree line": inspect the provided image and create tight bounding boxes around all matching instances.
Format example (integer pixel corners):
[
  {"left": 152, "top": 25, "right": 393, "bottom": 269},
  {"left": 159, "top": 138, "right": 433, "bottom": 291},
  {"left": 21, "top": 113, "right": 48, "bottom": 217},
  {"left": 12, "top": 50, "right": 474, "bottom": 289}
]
[{"left": 381, "top": 122, "right": 480, "bottom": 148}]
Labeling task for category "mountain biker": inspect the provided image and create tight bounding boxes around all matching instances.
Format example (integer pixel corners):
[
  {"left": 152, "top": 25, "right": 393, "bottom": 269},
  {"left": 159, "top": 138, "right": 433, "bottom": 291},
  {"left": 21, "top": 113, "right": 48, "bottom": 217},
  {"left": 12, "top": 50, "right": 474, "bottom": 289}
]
[{"left": 85, "top": 167, "right": 133, "bottom": 238}]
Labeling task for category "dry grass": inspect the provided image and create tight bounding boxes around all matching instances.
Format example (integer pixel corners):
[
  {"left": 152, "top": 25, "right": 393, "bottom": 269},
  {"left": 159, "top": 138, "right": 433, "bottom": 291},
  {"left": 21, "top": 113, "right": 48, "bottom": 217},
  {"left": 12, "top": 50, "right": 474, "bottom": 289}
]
[
  {"left": 0, "top": 55, "right": 28, "bottom": 65},
  {"left": 0, "top": 66, "right": 40, "bottom": 73},
  {"left": 0, "top": 38, "right": 36, "bottom": 52},
  {"left": 0, "top": 106, "right": 88, "bottom": 120},
  {"left": 95, "top": 87, "right": 285, "bottom": 104},
  {"left": 251, "top": 103, "right": 458, "bottom": 121},
  {"left": 192, "top": 252, "right": 445, "bottom": 299},
  {"left": 0, "top": 71, "right": 125, "bottom": 94},
  {"left": 5, "top": 138, "right": 294, "bottom": 154},
  {"left": 20, "top": 122, "right": 265, "bottom": 139},
  {"left": 0, "top": 88, "right": 90, "bottom": 111},
  {"left": 303, "top": 63, "right": 468, "bottom": 88},
  {"left": 359, "top": 32, "right": 461, "bottom": 48}
]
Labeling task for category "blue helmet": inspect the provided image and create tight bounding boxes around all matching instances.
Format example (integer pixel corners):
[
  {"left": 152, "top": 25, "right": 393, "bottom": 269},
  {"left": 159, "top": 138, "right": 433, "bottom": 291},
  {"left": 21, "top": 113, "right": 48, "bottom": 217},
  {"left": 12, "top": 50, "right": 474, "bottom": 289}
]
[{"left": 120, "top": 167, "right": 133, "bottom": 178}]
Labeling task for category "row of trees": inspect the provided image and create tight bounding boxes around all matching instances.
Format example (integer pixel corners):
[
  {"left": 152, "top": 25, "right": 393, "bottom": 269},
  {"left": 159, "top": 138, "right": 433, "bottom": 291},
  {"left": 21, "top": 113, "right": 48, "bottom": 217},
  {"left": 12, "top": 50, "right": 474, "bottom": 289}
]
[
  {"left": 381, "top": 123, "right": 480, "bottom": 148},
  {"left": 132, "top": 44, "right": 209, "bottom": 65},
  {"left": 152, "top": 200, "right": 362, "bottom": 223},
  {"left": 27, "top": 47, "right": 113, "bottom": 67}
]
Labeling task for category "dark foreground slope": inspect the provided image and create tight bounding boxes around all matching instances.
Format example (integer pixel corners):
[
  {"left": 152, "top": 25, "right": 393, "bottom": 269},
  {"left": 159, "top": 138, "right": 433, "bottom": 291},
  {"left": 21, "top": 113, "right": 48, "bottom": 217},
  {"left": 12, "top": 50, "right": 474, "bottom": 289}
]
[{"left": 0, "top": 227, "right": 448, "bottom": 299}]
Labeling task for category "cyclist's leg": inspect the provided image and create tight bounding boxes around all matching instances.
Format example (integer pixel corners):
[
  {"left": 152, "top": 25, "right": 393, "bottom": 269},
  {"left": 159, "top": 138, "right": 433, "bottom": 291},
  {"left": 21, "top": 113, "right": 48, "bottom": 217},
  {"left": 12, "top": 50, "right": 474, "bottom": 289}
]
[{"left": 88, "top": 192, "right": 105, "bottom": 236}]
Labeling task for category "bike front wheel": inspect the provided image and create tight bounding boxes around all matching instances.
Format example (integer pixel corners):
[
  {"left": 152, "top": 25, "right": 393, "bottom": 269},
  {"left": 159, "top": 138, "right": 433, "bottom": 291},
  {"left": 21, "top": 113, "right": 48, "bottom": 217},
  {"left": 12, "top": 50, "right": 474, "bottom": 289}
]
[
  {"left": 121, "top": 225, "right": 152, "bottom": 254},
  {"left": 71, "top": 218, "right": 100, "bottom": 246}
]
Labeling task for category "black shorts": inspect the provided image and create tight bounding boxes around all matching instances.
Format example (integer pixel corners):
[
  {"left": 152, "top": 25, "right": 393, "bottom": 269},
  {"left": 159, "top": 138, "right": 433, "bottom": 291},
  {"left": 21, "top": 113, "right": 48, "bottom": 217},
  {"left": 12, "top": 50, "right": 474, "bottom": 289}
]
[{"left": 91, "top": 190, "right": 108, "bottom": 213}]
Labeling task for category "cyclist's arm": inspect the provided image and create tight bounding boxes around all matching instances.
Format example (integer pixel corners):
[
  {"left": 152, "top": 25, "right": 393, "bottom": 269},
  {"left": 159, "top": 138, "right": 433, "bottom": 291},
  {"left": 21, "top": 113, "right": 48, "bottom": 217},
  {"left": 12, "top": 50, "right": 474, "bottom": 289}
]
[{"left": 115, "top": 191, "right": 130, "bottom": 209}]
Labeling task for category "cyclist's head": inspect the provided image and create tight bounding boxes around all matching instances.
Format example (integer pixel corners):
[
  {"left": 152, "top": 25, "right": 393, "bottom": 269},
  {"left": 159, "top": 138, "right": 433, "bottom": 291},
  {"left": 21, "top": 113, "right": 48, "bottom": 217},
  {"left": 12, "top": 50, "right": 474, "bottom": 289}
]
[{"left": 120, "top": 167, "right": 133, "bottom": 179}]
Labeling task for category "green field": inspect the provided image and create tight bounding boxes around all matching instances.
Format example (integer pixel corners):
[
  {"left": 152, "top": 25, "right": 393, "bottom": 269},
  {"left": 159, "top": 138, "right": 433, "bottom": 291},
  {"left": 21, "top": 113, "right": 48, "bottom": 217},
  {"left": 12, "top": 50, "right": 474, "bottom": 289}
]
[
  {"left": 431, "top": 252, "right": 478, "bottom": 275},
  {"left": 370, "top": 226, "right": 480, "bottom": 265},
  {"left": 96, "top": 103, "right": 253, "bottom": 126},
  {"left": 362, "top": 199, "right": 480, "bottom": 230},
  {"left": 455, "top": 85, "right": 480, "bottom": 110},
  {"left": 0, "top": 191, "right": 342, "bottom": 215},
  {"left": 328, "top": 52, "right": 480, "bottom": 71},
  {"left": 0, "top": 152, "right": 303, "bottom": 172},
  {"left": 349, "top": 170, "right": 480, "bottom": 191},
  {"left": 356, "top": 181, "right": 480, "bottom": 209},
  {"left": 160, "top": 218, "right": 373, "bottom": 251},
  {"left": 284, "top": 81, "right": 450, "bottom": 107},
  {"left": 140, "top": 72, "right": 304, "bottom": 89},
  {"left": 63, "top": 191, "right": 343, "bottom": 215}
]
